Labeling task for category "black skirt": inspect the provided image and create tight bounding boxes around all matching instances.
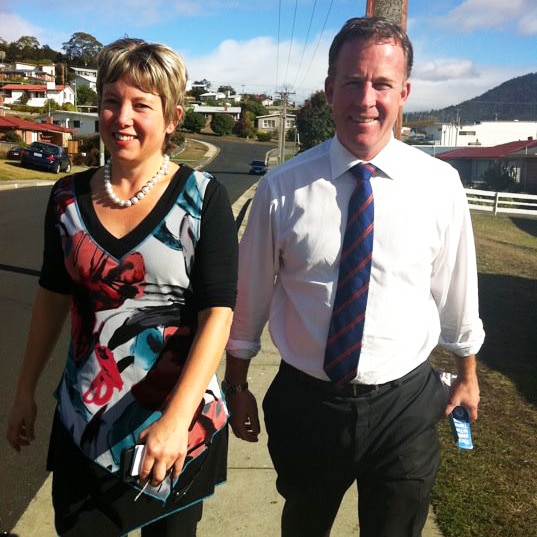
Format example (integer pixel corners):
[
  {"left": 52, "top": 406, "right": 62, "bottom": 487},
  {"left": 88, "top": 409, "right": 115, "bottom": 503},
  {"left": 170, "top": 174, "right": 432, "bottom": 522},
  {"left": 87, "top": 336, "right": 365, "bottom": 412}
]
[{"left": 47, "top": 411, "right": 228, "bottom": 536}]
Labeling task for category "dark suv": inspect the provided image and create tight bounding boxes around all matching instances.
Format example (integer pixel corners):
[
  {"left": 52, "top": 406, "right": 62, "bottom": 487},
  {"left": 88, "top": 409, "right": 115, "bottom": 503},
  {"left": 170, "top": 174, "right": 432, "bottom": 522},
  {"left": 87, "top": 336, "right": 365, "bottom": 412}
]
[{"left": 21, "top": 141, "right": 71, "bottom": 174}]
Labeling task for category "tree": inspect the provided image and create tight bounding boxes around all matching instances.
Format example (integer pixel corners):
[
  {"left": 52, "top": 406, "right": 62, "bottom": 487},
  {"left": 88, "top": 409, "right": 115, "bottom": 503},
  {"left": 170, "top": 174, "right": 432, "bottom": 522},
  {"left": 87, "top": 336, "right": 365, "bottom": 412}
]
[
  {"left": 40, "top": 99, "right": 59, "bottom": 114},
  {"left": 182, "top": 110, "right": 207, "bottom": 133},
  {"left": 243, "top": 99, "right": 268, "bottom": 118},
  {"left": 188, "top": 79, "right": 211, "bottom": 101},
  {"left": 194, "top": 79, "right": 211, "bottom": 89},
  {"left": 217, "top": 85, "right": 235, "bottom": 96},
  {"left": 40, "top": 44, "right": 63, "bottom": 63},
  {"left": 295, "top": 90, "right": 335, "bottom": 150},
  {"left": 76, "top": 85, "right": 98, "bottom": 106},
  {"left": 11, "top": 36, "right": 41, "bottom": 61},
  {"left": 4, "top": 130, "right": 22, "bottom": 143},
  {"left": 62, "top": 32, "right": 102, "bottom": 67},
  {"left": 483, "top": 161, "right": 519, "bottom": 192},
  {"left": 210, "top": 114, "right": 235, "bottom": 136},
  {"left": 233, "top": 110, "right": 257, "bottom": 138}
]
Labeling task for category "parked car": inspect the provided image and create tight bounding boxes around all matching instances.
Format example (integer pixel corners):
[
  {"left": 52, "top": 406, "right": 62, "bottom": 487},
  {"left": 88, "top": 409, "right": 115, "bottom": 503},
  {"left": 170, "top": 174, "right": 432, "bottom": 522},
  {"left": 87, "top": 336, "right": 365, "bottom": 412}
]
[
  {"left": 6, "top": 145, "right": 24, "bottom": 160},
  {"left": 20, "top": 141, "right": 71, "bottom": 173},
  {"left": 249, "top": 159, "right": 268, "bottom": 175}
]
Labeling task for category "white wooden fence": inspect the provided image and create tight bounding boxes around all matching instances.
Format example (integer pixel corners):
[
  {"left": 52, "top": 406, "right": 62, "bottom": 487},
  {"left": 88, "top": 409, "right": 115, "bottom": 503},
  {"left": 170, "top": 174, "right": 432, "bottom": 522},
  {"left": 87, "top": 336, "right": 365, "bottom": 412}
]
[{"left": 464, "top": 188, "right": 537, "bottom": 218}]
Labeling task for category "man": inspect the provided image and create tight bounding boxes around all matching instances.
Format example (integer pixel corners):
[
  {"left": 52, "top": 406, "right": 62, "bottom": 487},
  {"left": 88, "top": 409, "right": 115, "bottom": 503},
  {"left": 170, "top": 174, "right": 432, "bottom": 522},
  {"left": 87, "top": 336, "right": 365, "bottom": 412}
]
[{"left": 224, "top": 16, "right": 484, "bottom": 537}]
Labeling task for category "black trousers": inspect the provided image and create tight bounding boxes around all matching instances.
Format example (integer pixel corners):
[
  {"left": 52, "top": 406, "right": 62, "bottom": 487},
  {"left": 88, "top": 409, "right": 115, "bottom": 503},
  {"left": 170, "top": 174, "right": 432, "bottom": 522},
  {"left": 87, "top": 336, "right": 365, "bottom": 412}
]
[
  {"left": 48, "top": 413, "right": 227, "bottom": 537},
  {"left": 263, "top": 360, "right": 448, "bottom": 537}
]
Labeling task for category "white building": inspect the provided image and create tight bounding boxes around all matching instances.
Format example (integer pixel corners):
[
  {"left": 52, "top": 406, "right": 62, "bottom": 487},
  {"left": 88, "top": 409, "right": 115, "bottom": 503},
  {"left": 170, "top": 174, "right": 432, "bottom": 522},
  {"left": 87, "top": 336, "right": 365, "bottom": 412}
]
[
  {"left": 35, "top": 110, "right": 99, "bottom": 136},
  {"left": 70, "top": 67, "right": 98, "bottom": 92},
  {"left": 421, "top": 120, "right": 537, "bottom": 147},
  {"left": 256, "top": 113, "right": 296, "bottom": 133},
  {"left": 1, "top": 82, "right": 74, "bottom": 108},
  {"left": 5, "top": 62, "right": 56, "bottom": 83},
  {"left": 190, "top": 103, "right": 241, "bottom": 121}
]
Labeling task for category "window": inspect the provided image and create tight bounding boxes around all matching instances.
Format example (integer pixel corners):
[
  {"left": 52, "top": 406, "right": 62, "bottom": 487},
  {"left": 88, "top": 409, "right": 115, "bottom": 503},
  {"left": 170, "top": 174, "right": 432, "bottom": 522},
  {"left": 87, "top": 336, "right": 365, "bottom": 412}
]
[
  {"left": 459, "top": 130, "right": 476, "bottom": 136},
  {"left": 94, "top": 120, "right": 99, "bottom": 133},
  {"left": 73, "top": 120, "right": 81, "bottom": 128}
]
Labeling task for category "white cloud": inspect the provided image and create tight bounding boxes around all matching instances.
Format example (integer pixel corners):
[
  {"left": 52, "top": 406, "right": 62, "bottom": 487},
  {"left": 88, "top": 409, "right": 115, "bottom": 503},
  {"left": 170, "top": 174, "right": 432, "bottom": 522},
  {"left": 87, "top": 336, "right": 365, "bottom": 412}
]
[
  {"left": 406, "top": 64, "right": 532, "bottom": 112},
  {"left": 0, "top": 11, "right": 41, "bottom": 42},
  {"left": 413, "top": 59, "right": 479, "bottom": 82},
  {"left": 443, "top": 0, "right": 537, "bottom": 34},
  {"left": 185, "top": 34, "right": 331, "bottom": 103}
]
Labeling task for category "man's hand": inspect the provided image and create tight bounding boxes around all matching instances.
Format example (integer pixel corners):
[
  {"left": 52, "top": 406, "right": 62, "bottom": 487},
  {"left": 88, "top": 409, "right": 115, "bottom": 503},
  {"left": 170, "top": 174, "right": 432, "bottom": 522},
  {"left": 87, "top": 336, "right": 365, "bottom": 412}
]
[
  {"left": 227, "top": 390, "right": 261, "bottom": 442},
  {"left": 445, "top": 354, "right": 480, "bottom": 422},
  {"left": 224, "top": 352, "right": 260, "bottom": 441}
]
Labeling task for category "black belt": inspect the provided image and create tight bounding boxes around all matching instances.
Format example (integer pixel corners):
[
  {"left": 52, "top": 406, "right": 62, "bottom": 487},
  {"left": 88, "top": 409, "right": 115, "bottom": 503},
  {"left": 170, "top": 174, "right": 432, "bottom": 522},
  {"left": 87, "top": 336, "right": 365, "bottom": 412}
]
[{"left": 279, "top": 360, "right": 429, "bottom": 397}]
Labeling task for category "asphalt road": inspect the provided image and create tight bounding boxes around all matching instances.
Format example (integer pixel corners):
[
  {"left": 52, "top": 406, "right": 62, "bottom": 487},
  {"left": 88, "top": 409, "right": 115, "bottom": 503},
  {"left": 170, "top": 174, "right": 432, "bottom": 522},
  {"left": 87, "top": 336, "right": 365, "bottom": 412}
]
[{"left": 0, "top": 136, "right": 270, "bottom": 532}]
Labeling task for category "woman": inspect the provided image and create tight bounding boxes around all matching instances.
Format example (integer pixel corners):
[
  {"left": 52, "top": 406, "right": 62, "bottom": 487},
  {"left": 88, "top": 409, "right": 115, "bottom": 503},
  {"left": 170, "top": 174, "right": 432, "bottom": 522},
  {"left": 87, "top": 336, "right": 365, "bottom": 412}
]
[{"left": 6, "top": 38, "right": 238, "bottom": 536}]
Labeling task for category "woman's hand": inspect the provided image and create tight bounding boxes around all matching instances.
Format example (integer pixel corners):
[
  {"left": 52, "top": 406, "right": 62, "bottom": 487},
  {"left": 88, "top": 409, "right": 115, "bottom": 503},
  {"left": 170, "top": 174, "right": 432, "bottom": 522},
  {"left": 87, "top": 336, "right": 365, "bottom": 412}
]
[
  {"left": 137, "top": 414, "right": 189, "bottom": 486},
  {"left": 7, "top": 393, "right": 37, "bottom": 452},
  {"left": 6, "top": 288, "right": 69, "bottom": 452}
]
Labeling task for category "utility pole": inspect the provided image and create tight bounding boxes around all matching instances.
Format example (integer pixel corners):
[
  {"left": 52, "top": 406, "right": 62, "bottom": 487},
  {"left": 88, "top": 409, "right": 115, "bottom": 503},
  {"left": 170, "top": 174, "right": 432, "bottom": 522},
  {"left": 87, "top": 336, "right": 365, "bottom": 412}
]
[
  {"left": 277, "top": 89, "right": 295, "bottom": 164},
  {"left": 365, "top": 0, "right": 408, "bottom": 139}
]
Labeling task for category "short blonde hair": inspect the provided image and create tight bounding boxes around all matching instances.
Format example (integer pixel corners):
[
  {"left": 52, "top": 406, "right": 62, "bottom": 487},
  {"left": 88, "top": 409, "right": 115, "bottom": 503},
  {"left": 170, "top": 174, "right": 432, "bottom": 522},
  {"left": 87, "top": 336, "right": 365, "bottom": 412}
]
[{"left": 96, "top": 38, "right": 187, "bottom": 150}]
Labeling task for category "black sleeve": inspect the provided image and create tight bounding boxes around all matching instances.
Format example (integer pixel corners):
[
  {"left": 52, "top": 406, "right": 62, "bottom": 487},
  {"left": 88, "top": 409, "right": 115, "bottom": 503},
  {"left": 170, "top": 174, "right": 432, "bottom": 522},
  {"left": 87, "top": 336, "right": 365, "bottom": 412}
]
[
  {"left": 191, "top": 178, "right": 238, "bottom": 311},
  {"left": 38, "top": 184, "right": 72, "bottom": 294}
]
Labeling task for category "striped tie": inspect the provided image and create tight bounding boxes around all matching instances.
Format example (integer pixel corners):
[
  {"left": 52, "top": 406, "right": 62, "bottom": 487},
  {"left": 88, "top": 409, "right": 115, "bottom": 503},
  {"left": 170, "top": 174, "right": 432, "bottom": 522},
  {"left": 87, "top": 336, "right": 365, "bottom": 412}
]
[{"left": 324, "top": 163, "right": 376, "bottom": 385}]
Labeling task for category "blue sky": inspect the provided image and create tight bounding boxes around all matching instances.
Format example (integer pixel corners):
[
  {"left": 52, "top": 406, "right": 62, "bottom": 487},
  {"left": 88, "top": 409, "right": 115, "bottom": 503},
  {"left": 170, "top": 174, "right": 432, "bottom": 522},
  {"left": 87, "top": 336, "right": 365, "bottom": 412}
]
[{"left": 1, "top": 0, "right": 536, "bottom": 111}]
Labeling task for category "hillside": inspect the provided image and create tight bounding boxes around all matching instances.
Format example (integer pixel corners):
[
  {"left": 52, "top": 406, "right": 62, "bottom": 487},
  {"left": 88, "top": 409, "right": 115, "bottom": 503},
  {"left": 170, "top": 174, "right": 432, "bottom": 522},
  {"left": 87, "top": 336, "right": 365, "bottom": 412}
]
[{"left": 406, "top": 72, "right": 537, "bottom": 124}]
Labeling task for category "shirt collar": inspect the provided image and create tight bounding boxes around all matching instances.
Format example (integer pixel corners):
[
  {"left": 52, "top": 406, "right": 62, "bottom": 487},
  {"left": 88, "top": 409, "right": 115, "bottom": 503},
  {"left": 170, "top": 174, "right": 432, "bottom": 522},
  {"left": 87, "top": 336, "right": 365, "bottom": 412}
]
[{"left": 329, "top": 134, "right": 400, "bottom": 181}]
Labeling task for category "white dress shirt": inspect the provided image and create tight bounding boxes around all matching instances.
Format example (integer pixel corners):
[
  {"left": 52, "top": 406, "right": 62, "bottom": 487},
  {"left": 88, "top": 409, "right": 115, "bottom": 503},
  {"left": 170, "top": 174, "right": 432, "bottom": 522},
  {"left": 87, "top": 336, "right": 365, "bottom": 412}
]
[{"left": 227, "top": 135, "right": 485, "bottom": 384}]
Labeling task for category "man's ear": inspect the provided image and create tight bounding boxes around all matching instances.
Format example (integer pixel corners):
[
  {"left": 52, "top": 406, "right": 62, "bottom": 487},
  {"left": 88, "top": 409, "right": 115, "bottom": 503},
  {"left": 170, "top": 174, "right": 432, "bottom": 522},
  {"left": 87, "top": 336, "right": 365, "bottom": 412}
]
[
  {"left": 324, "top": 76, "right": 334, "bottom": 105},
  {"left": 400, "top": 81, "right": 411, "bottom": 106}
]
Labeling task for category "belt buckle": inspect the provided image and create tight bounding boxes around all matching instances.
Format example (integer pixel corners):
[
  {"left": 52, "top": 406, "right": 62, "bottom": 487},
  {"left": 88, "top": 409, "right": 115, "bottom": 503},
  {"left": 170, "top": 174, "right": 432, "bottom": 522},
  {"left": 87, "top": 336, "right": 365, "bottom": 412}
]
[{"left": 350, "top": 383, "right": 378, "bottom": 396}]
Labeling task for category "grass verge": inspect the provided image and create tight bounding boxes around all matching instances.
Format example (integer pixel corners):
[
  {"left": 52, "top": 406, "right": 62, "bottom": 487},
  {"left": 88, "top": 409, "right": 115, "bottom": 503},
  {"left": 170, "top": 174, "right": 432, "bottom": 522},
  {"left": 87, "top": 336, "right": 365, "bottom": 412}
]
[
  {"left": 0, "top": 138, "right": 211, "bottom": 183},
  {"left": 430, "top": 213, "right": 537, "bottom": 537}
]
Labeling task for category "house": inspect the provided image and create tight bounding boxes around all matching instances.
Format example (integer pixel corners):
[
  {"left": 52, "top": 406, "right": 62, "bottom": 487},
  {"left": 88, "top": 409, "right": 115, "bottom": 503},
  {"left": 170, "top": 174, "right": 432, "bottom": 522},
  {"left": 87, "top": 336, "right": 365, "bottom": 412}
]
[
  {"left": 0, "top": 62, "right": 56, "bottom": 84},
  {"left": 436, "top": 139, "right": 537, "bottom": 193},
  {"left": 199, "top": 92, "right": 227, "bottom": 103},
  {"left": 1, "top": 82, "right": 75, "bottom": 108},
  {"left": 0, "top": 115, "right": 73, "bottom": 146},
  {"left": 70, "top": 67, "right": 98, "bottom": 92},
  {"left": 419, "top": 120, "right": 537, "bottom": 147},
  {"left": 35, "top": 110, "right": 99, "bottom": 136},
  {"left": 256, "top": 113, "right": 296, "bottom": 134},
  {"left": 190, "top": 103, "right": 241, "bottom": 123}
]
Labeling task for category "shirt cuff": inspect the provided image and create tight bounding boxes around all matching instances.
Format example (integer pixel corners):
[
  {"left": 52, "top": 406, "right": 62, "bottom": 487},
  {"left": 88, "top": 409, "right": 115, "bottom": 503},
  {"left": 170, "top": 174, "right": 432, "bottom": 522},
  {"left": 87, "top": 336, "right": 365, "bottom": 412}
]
[{"left": 225, "top": 338, "right": 261, "bottom": 360}]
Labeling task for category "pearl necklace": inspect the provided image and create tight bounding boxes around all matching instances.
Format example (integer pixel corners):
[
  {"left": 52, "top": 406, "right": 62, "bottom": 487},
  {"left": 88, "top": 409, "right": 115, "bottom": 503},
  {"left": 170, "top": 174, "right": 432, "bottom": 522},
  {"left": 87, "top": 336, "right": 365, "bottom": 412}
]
[{"left": 103, "top": 155, "right": 170, "bottom": 208}]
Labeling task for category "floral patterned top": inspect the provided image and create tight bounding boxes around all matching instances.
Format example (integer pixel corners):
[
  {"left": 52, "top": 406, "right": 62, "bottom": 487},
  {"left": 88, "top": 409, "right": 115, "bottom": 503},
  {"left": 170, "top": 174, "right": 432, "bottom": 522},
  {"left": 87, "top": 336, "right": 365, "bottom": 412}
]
[{"left": 39, "top": 165, "right": 238, "bottom": 499}]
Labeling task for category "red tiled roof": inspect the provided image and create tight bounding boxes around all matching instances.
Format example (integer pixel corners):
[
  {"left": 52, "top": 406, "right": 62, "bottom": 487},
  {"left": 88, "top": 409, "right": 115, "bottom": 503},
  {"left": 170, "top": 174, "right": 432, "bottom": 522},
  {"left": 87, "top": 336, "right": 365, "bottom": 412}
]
[
  {"left": 2, "top": 84, "right": 68, "bottom": 92},
  {"left": 438, "top": 139, "right": 537, "bottom": 159},
  {"left": 2, "top": 84, "right": 48, "bottom": 92},
  {"left": 0, "top": 115, "right": 73, "bottom": 133}
]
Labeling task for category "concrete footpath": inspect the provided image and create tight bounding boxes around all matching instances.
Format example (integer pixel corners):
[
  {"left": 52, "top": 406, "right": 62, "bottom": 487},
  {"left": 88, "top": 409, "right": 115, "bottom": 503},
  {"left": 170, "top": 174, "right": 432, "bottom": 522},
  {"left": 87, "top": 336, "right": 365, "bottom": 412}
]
[{"left": 8, "top": 179, "right": 444, "bottom": 536}]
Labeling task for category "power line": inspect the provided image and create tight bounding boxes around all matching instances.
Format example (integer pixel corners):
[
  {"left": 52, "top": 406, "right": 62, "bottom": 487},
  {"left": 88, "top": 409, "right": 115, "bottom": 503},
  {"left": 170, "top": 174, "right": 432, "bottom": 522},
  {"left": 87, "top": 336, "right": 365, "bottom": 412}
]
[
  {"left": 292, "top": 0, "right": 319, "bottom": 89},
  {"left": 276, "top": 0, "right": 282, "bottom": 90},
  {"left": 296, "top": 0, "right": 334, "bottom": 93},
  {"left": 283, "top": 0, "right": 299, "bottom": 87}
]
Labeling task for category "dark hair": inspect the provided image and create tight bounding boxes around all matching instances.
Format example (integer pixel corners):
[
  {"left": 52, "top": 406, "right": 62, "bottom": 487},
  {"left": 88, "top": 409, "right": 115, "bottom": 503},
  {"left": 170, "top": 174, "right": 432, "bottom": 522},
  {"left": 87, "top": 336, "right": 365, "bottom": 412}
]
[{"left": 328, "top": 17, "right": 413, "bottom": 79}]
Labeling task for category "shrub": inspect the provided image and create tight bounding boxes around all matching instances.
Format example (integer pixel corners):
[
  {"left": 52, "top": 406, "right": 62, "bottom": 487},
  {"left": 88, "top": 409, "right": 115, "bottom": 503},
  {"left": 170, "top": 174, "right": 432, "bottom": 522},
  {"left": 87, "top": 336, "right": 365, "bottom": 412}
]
[
  {"left": 182, "top": 111, "right": 206, "bottom": 133},
  {"left": 210, "top": 114, "right": 235, "bottom": 136},
  {"left": 4, "top": 131, "right": 23, "bottom": 143},
  {"left": 256, "top": 131, "right": 272, "bottom": 142}
]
